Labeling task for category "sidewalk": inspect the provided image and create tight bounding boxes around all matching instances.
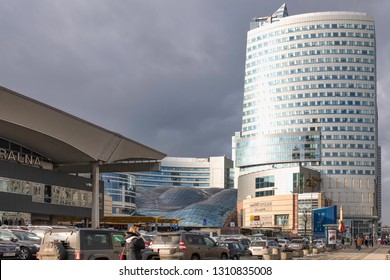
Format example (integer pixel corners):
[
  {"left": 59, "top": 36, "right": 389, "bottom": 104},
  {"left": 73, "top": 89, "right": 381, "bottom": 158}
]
[
  {"left": 300, "top": 244, "right": 390, "bottom": 260},
  {"left": 362, "top": 245, "right": 390, "bottom": 260}
]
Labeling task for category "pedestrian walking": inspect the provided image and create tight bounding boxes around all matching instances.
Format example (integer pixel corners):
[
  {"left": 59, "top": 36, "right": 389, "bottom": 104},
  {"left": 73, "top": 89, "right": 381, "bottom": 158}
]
[
  {"left": 357, "top": 236, "right": 362, "bottom": 251},
  {"left": 125, "top": 225, "right": 145, "bottom": 260}
]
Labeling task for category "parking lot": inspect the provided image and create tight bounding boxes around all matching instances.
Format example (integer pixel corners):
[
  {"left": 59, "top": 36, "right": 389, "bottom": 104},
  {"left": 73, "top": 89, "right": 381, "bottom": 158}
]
[{"left": 1, "top": 225, "right": 389, "bottom": 261}]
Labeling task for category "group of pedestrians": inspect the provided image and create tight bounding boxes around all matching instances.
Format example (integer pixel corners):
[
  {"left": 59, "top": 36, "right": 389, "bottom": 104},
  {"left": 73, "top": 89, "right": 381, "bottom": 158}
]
[
  {"left": 355, "top": 235, "right": 374, "bottom": 250},
  {"left": 379, "top": 237, "right": 389, "bottom": 245}
]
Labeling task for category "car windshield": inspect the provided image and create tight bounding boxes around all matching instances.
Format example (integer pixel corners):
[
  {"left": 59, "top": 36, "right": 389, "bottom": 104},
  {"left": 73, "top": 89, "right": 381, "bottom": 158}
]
[
  {"left": 153, "top": 235, "right": 180, "bottom": 244},
  {"left": 13, "top": 231, "right": 40, "bottom": 241},
  {"left": 143, "top": 235, "right": 155, "bottom": 242}
]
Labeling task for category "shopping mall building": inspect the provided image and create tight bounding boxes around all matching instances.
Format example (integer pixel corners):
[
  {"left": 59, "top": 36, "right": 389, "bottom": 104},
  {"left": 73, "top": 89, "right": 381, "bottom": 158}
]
[{"left": 0, "top": 85, "right": 166, "bottom": 227}]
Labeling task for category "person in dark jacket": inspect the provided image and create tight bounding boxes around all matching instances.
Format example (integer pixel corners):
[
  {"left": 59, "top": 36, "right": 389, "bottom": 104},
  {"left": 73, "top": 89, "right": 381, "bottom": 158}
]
[{"left": 125, "top": 225, "right": 145, "bottom": 260}]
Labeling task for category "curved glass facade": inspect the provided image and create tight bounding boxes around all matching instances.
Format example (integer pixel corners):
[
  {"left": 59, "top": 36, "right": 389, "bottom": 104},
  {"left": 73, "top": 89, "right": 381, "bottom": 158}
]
[
  {"left": 236, "top": 5, "right": 380, "bottom": 234},
  {"left": 136, "top": 187, "right": 237, "bottom": 227}
]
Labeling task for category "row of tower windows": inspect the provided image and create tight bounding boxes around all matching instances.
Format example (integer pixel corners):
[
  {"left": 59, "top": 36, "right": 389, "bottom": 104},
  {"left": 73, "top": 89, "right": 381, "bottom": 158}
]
[
  {"left": 246, "top": 74, "right": 374, "bottom": 86},
  {"left": 245, "top": 90, "right": 374, "bottom": 101},
  {"left": 246, "top": 65, "right": 374, "bottom": 78},
  {"left": 243, "top": 107, "right": 375, "bottom": 118},
  {"left": 242, "top": 124, "right": 376, "bottom": 135},
  {"left": 275, "top": 115, "right": 375, "bottom": 123},
  {"left": 248, "top": 23, "right": 374, "bottom": 44},
  {"left": 246, "top": 54, "right": 374, "bottom": 70},
  {"left": 325, "top": 170, "right": 374, "bottom": 175},
  {"left": 322, "top": 161, "right": 374, "bottom": 167},
  {"left": 243, "top": 124, "right": 376, "bottom": 137},
  {"left": 246, "top": 41, "right": 374, "bottom": 61},
  {"left": 323, "top": 152, "right": 375, "bottom": 158},
  {"left": 248, "top": 29, "right": 374, "bottom": 48},
  {"left": 245, "top": 80, "right": 375, "bottom": 94},
  {"left": 328, "top": 192, "right": 374, "bottom": 204},
  {"left": 252, "top": 99, "right": 375, "bottom": 108},
  {"left": 322, "top": 143, "right": 374, "bottom": 150}
]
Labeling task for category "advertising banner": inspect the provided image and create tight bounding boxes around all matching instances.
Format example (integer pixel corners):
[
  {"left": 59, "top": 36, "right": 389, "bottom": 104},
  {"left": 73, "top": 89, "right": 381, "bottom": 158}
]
[
  {"left": 313, "top": 205, "right": 337, "bottom": 238},
  {"left": 328, "top": 229, "right": 337, "bottom": 244}
]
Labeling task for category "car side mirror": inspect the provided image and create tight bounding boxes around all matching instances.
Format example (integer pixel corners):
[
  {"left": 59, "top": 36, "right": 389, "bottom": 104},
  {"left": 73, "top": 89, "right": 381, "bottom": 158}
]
[{"left": 11, "top": 237, "right": 18, "bottom": 242}]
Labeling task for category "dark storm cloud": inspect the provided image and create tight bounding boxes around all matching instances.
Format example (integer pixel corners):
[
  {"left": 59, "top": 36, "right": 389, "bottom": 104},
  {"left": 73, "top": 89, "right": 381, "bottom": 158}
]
[{"left": 0, "top": 0, "right": 389, "bottom": 224}]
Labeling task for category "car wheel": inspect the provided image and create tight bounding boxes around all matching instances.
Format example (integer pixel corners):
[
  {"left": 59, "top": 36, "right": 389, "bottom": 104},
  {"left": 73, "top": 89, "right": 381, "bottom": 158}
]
[
  {"left": 191, "top": 254, "right": 200, "bottom": 260},
  {"left": 220, "top": 253, "right": 228, "bottom": 260},
  {"left": 19, "top": 247, "right": 32, "bottom": 260},
  {"left": 234, "top": 255, "right": 240, "bottom": 260}
]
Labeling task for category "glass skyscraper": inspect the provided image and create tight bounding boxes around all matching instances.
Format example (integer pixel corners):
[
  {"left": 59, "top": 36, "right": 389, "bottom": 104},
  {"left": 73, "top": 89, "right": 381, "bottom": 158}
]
[
  {"left": 101, "top": 173, "right": 136, "bottom": 215},
  {"left": 132, "top": 156, "right": 234, "bottom": 189},
  {"left": 235, "top": 4, "right": 380, "bottom": 236}
]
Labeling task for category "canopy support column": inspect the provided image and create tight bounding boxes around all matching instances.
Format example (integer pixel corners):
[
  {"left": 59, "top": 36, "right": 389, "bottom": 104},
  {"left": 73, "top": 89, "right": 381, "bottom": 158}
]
[{"left": 91, "top": 161, "right": 102, "bottom": 228}]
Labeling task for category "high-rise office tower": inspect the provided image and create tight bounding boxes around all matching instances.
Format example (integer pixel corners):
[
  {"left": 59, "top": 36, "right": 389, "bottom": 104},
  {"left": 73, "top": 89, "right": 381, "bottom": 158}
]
[{"left": 234, "top": 4, "right": 380, "bottom": 236}]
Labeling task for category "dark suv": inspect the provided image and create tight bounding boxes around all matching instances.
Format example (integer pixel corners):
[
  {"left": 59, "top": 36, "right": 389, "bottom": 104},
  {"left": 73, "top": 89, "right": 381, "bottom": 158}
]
[
  {"left": 38, "top": 228, "right": 125, "bottom": 260},
  {"left": 150, "top": 231, "right": 229, "bottom": 260},
  {"left": 219, "top": 241, "right": 252, "bottom": 260}
]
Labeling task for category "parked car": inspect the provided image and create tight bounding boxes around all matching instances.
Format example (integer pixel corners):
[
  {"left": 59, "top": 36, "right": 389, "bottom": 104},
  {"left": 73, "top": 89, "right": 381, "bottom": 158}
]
[
  {"left": 0, "top": 229, "right": 40, "bottom": 260},
  {"left": 190, "top": 230, "right": 219, "bottom": 242},
  {"left": 288, "top": 239, "right": 310, "bottom": 251},
  {"left": 248, "top": 239, "right": 280, "bottom": 258},
  {"left": 149, "top": 231, "right": 229, "bottom": 260},
  {"left": 8, "top": 229, "right": 41, "bottom": 259},
  {"left": 251, "top": 233, "right": 266, "bottom": 240},
  {"left": 314, "top": 239, "right": 326, "bottom": 249},
  {"left": 38, "top": 228, "right": 126, "bottom": 260},
  {"left": 28, "top": 225, "right": 69, "bottom": 239},
  {"left": 224, "top": 237, "right": 252, "bottom": 249},
  {"left": 219, "top": 241, "right": 252, "bottom": 260},
  {"left": 142, "top": 234, "right": 156, "bottom": 248},
  {"left": 0, "top": 241, "right": 20, "bottom": 260},
  {"left": 277, "top": 238, "right": 291, "bottom": 250}
]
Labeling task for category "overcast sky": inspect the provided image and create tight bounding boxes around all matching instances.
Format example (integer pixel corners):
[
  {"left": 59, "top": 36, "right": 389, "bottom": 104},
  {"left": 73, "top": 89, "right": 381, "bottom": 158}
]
[{"left": 0, "top": 0, "right": 389, "bottom": 225}]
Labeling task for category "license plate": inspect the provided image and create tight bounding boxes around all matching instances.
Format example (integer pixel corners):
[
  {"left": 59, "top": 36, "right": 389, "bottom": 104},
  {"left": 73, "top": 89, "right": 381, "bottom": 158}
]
[
  {"left": 159, "top": 249, "right": 174, "bottom": 255},
  {"left": 3, "top": 252, "right": 16, "bottom": 257}
]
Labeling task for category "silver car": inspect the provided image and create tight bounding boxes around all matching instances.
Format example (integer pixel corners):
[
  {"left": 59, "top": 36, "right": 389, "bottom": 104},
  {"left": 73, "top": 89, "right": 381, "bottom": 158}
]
[
  {"left": 277, "top": 238, "right": 291, "bottom": 249},
  {"left": 288, "top": 239, "right": 309, "bottom": 251},
  {"left": 248, "top": 239, "right": 280, "bottom": 257}
]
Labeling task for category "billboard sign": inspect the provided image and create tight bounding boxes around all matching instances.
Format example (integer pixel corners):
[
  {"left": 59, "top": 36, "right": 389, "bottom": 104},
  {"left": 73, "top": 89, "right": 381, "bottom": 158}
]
[{"left": 313, "top": 205, "right": 337, "bottom": 238}]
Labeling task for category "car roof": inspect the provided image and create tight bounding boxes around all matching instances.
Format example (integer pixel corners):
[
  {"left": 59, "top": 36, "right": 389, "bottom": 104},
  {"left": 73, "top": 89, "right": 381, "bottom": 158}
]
[{"left": 155, "top": 231, "right": 193, "bottom": 236}]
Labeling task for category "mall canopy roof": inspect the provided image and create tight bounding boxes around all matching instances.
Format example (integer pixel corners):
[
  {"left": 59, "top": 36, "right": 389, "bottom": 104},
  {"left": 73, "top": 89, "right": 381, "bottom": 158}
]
[{"left": 0, "top": 85, "right": 166, "bottom": 173}]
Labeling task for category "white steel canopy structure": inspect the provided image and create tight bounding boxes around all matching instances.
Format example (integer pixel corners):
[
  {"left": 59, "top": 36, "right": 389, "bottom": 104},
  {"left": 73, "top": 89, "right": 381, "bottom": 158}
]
[{"left": 0, "top": 85, "right": 166, "bottom": 227}]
